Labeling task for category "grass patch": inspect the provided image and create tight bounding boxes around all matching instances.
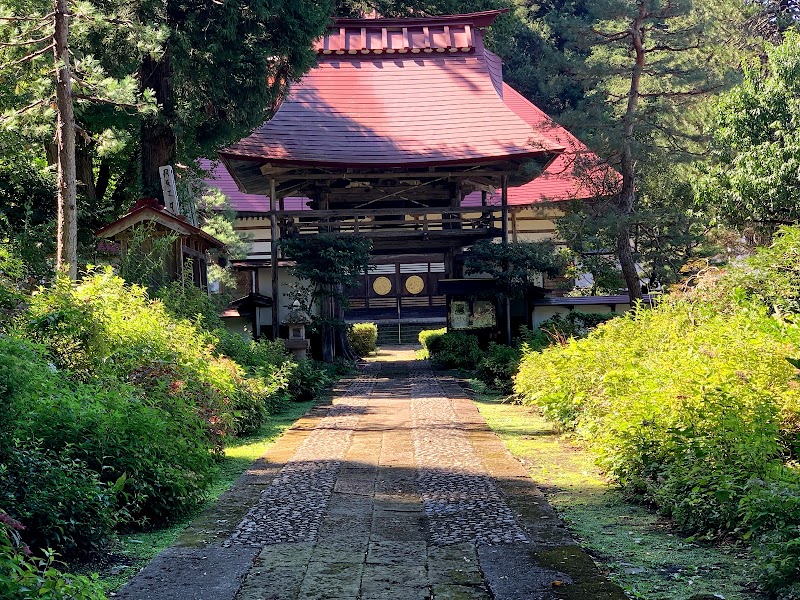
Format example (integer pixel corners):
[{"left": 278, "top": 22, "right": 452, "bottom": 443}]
[
  {"left": 473, "top": 388, "right": 763, "bottom": 600},
  {"left": 90, "top": 399, "right": 316, "bottom": 593}
]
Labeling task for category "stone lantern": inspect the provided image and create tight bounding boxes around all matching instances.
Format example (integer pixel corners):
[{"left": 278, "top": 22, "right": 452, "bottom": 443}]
[{"left": 282, "top": 301, "right": 312, "bottom": 359}]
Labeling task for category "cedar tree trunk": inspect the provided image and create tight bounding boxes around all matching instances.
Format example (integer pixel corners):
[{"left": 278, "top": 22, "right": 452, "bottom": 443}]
[
  {"left": 140, "top": 50, "right": 175, "bottom": 201},
  {"left": 53, "top": 0, "right": 77, "bottom": 280}
]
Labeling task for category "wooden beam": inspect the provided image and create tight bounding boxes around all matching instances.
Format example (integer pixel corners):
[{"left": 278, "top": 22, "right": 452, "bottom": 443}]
[
  {"left": 270, "top": 178, "right": 279, "bottom": 340},
  {"left": 271, "top": 206, "right": 503, "bottom": 218},
  {"left": 501, "top": 175, "right": 511, "bottom": 345},
  {"left": 263, "top": 169, "right": 523, "bottom": 182}
]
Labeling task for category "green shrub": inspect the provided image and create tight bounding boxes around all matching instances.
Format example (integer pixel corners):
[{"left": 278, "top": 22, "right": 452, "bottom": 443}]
[
  {"left": 5, "top": 269, "right": 333, "bottom": 557},
  {"left": 216, "top": 333, "right": 289, "bottom": 373},
  {"left": 5, "top": 304, "right": 219, "bottom": 528},
  {"left": 286, "top": 359, "right": 330, "bottom": 402},
  {"left": 0, "top": 441, "right": 116, "bottom": 556},
  {"left": 22, "top": 269, "right": 277, "bottom": 446},
  {"left": 427, "top": 332, "right": 484, "bottom": 370},
  {"left": 0, "top": 510, "right": 107, "bottom": 600},
  {"left": 741, "top": 470, "right": 800, "bottom": 598},
  {"left": 347, "top": 322, "right": 377, "bottom": 356},
  {"left": 1, "top": 334, "right": 214, "bottom": 534},
  {"left": 476, "top": 343, "right": 520, "bottom": 394},
  {"left": 418, "top": 327, "right": 446, "bottom": 352},
  {"left": 518, "top": 311, "right": 616, "bottom": 351},
  {"left": 515, "top": 229, "right": 800, "bottom": 596}
]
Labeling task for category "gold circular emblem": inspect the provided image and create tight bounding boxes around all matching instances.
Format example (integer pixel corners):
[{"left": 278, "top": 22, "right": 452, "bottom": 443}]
[
  {"left": 405, "top": 275, "right": 425, "bottom": 295},
  {"left": 372, "top": 276, "right": 392, "bottom": 296}
]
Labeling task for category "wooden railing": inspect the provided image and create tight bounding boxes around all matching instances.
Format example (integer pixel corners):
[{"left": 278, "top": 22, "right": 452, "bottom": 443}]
[{"left": 274, "top": 206, "right": 501, "bottom": 237}]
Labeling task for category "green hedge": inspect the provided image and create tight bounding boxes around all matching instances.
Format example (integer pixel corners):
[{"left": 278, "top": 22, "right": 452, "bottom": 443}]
[
  {"left": 348, "top": 322, "right": 378, "bottom": 356},
  {"left": 515, "top": 231, "right": 800, "bottom": 597},
  {"left": 427, "top": 331, "right": 484, "bottom": 370},
  {"left": 2, "top": 268, "right": 330, "bottom": 559},
  {"left": 418, "top": 327, "right": 446, "bottom": 352}
]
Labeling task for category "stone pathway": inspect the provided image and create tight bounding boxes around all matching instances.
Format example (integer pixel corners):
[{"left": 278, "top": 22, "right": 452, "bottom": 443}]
[{"left": 116, "top": 352, "right": 625, "bottom": 600}]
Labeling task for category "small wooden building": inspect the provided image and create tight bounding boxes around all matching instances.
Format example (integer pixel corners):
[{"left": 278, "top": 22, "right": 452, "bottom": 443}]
[{"left": 96, "top": 197, "right": 226, "bottom": 288}]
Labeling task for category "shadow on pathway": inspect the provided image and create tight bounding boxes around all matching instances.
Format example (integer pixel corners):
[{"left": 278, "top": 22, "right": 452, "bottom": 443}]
[{"left": 117, "top": 349, "right": 625, "bottom": 600}]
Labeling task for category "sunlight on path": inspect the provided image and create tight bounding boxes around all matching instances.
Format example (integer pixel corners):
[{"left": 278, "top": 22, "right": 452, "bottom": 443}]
[{"left": 116, "top": 348, "right": 624, "bottom": 600}]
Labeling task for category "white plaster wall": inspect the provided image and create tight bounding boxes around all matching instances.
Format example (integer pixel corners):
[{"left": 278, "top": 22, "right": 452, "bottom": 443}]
[
  {"left": 255, "top": 266, "right": 320, "bottom": 330},
  {"left": 222, "top": 316, "right": 253, "bottom": 339},
  {"left": 531, "top": 303, "right": 631, "bottom": 329}
]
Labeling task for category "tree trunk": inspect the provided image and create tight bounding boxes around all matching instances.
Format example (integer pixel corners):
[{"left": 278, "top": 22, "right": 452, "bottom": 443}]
[
  {"left": 139, "top": 50, "right": 175, "bottom": 201},
  {"left": 333, "top": 284, "right": 358, "bottom": 361},
  {"left": 617, "top": 2, "right": 646, "bottom": 302},
  {"left": 53, "top": 0, "right": 77, "bottom": 280},
  {"left": 95, "top": 162, "right": 111, "bottom": 205},
  {"left": 320, "top": 293, "right": 335, "bottom": 363},
  {"left": 76, "top": 138, "right": 96, "bottom": 205}
]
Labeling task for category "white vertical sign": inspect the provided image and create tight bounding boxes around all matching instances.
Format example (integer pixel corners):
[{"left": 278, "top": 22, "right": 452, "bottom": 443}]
[{"left": 159, "top": 165, "right": 180, "bottom": 216}]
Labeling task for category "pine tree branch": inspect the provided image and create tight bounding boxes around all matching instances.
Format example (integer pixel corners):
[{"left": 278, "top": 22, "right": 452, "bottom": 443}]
[
  {"left": 72, "top": 92, "right": 140, "bottom": 110},
  {"left": 0, "top": 97, "right": 47, "bottom": 122},
  {"left": 1, "top": 42, "right": 55, "bottom": 67},
  {"left": 590, "top": 27, "right": 631, "bottom": 43},
  {"left": 0, "top": 34, "right": 51, "bottom": 48},
  {"left": 644, "top": 40, "right": 701, "bottom": 53},
  {"left": 71, "top": 12, "right": 134, "bottom": 26},
  {"left": 638, "top": 85, "right": 723, "bottom": 98},
  {"left": 0, "top": 12, "right": 55, "bottom": 22}
]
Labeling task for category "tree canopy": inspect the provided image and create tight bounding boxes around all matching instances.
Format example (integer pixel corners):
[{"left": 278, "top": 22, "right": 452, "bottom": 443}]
[{"left": 697, "top": 30, "right": 800, "bottom": 237}]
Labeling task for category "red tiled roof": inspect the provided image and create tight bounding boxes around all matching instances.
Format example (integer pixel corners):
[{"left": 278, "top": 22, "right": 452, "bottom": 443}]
[
  {"left": 220, "top": 12, "right": 563, "bottom": 169},
  {"left": 462, "top": 78, "right": 619, "bottom": 207},
  {"left": 200, "top": 159, "right": 309, "bottom": 213},
  {"left": 209, "top": 80, "right": 618, "bottom": 211}
]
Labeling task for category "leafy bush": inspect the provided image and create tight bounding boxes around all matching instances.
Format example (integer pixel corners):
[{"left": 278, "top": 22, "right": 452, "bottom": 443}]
[
  {"left": 1, "top": 336, "right": 214, "bottom": 531},
  {"left": 418, "top": 327, "right": 446, "bottom": 352},
  {"left": 515, "top": 228, "right": 800, "bottom": 596},
  {"left": 518, "top": 311, "right": 616, "bottom": 351},
  {"left": 286, "top": 359, "right": 330, "bottom": 402},
  {"left": 427, "top": 332, "right": 484, "bottom": 370},
  {"left": 0, "top": 510, "right": 106, "bottom": 600},
  {"left": 476, "top": 343, "right": 521, "bottom": 395},
  {"left": 216, "top": 332, "right": 289, "bottom": 374},
  {"left": 22, "top": 269, "right": 270, "bottom": 445},
  {"left": 0, "top": 441, "right": 116, "bottom": 556},
  {"left": 4, "top": 269, "right": 334, "bottom": 559},
  {"left": 347, "top": 322, "right": 377, "bottom": 356}
]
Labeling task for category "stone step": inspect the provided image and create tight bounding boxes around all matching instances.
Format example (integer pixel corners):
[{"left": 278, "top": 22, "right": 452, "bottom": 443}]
[{"left": 375, "top": 322, "right": 443, "bottom": 346}]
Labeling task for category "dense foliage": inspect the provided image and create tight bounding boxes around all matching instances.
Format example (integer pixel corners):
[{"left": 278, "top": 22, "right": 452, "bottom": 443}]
[
  {"left": 0, "top": 266, "right": 329, "bottom": 565},
  {"left": 347, "top": 323, "right": 378, "bottom": 357},
  {"left": 280, "top": 235, "right": 372, "bottom": 361},
  {"left": 1, "top": 510, "right": 105, "bottom": 600},
  {"left": 463, "top": 240, "right": 568, "bottom": 298},
  {"left": 418, "top": 328, "right": 446, "bottom": 355},
  {"left": 698, "top": 31, "right": 800, "bottom": 237},
  {"left": 426, "top": 332, "right": 485, "bottom": 370},
  {"left": 515, "top": 227, "right": 800, "bottom": 598}
]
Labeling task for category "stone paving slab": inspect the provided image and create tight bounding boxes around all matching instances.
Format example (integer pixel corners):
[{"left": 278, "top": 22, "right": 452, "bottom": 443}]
[
  {"left": 115, "top": 546, "right": 258, "bottom": 600},
  {"left": 117, "top": 354, "right": 625, "bottom": 600}
]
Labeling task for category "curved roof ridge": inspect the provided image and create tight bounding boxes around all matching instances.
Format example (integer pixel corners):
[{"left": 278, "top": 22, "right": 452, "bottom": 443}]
[{"left": 314, "top": 10, "right": 508, "bottom": 56}]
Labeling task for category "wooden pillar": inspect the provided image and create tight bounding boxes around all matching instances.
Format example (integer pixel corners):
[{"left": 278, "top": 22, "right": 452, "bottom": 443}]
[
  {"left": 511, "top": 209, "right": 518, "bottom": 243},
  {"left": 270, "top": 178, "right": 279, "bottom": 340},
  {"left": 501, "top": 175, "right": 511, "bottom": 345}
]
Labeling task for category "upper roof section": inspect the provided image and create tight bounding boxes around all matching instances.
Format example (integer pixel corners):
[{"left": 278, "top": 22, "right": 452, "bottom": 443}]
[
  {"left": 313, "top": 10, "right": 505, "bottom": 55},
  {"left": 220, "top": 10, "right": 563, "bottom": 179}
]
